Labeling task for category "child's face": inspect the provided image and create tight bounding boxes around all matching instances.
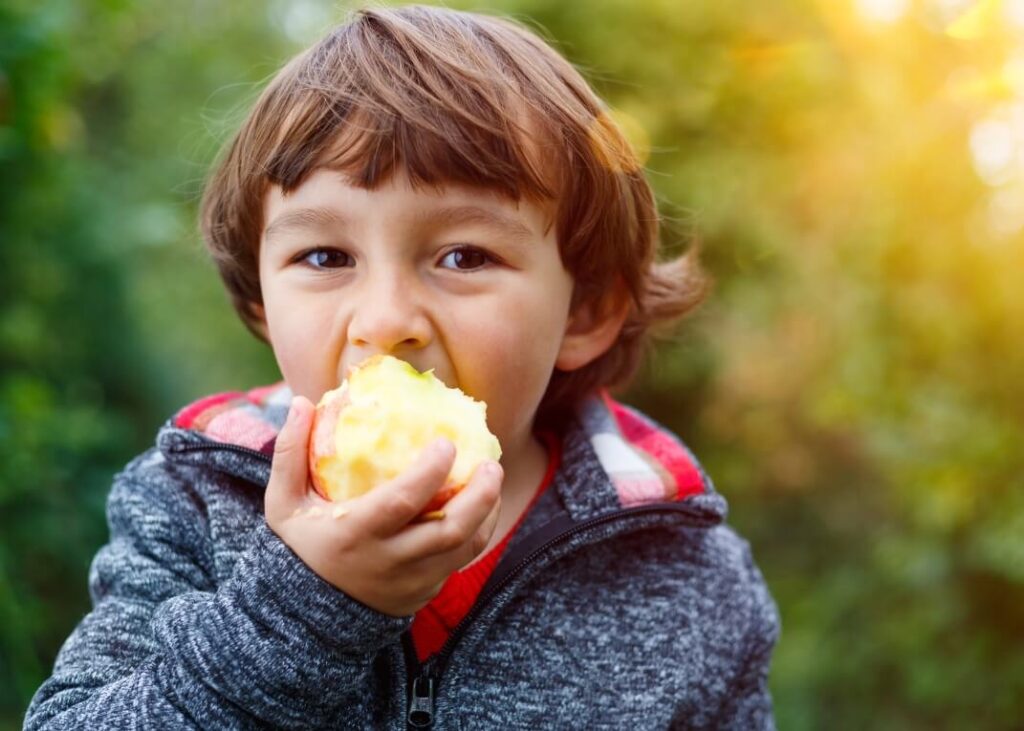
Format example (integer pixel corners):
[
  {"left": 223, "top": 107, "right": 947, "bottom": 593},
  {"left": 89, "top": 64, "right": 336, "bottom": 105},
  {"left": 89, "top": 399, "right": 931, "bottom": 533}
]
[{"left": 253, "top": 167, "right": 578, "bottom": 456}]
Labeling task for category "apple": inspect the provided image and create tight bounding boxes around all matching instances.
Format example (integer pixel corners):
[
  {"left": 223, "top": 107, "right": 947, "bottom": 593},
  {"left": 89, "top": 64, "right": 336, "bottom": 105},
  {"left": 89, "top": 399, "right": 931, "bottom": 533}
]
[{"left": 308, "top": 354, "right": 502, "bottom": 520}]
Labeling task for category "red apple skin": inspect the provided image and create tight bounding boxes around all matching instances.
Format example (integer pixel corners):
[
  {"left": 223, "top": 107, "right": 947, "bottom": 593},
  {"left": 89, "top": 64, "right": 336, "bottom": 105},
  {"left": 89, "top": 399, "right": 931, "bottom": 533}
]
[
  {"left": 420, "top": 484, "right": 461, "bottom": 515},
  {"left": 308, "top": 386, "right": 349, "bottom": 501},
  {"left": 307, "top": 388, "right": 464, "bottom": 520}
]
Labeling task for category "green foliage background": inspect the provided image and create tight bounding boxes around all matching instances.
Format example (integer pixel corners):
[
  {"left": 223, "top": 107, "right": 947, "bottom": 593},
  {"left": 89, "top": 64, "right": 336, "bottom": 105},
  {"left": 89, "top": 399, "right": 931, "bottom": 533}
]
[{"left": 2, "top": 0, "right": 1022, "bottom": 728}]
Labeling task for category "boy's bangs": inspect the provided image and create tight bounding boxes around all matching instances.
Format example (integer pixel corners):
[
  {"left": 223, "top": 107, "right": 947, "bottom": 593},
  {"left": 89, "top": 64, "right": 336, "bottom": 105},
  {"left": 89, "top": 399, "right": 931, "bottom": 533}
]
[{"left": 264, "top": 91, "right": 561, "bottom": 205}]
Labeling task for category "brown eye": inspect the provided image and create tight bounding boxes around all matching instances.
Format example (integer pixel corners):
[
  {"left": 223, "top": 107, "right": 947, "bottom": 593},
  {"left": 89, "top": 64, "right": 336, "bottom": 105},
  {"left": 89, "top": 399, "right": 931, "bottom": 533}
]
[
  {"left": 300, "top": 248, "right": 353, "bottom": 270},
  {"left": 440, "top": 246, "right": 493, "bottom": 271}
]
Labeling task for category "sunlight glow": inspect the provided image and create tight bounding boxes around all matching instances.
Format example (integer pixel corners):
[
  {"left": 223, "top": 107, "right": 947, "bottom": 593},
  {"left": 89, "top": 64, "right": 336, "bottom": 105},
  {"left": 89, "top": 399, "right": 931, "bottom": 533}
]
[
  {"left": 987, "top": 185, "right": 1024, "bottom": 235},
  {"left": 969, "top": 116, "right": 1017, "bottom": 185},
  {"left": 1003, "top": 52, "right": 1024, "bottom": 96},
  {"left": 1006, "top": 0, "right": 1024, "bottom": 29},
  {"left": 855, "top": 0, "right": 910, "bottom": 23},
  {"left": 946, "top": 0, "right": 1002, "bottom": 39}
]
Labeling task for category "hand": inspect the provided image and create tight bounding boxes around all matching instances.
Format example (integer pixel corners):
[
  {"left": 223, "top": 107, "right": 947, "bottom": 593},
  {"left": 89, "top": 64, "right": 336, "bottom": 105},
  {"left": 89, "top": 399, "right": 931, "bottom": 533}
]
[{"left": 264, "top": 396, "right": 504, "bottom": 617}]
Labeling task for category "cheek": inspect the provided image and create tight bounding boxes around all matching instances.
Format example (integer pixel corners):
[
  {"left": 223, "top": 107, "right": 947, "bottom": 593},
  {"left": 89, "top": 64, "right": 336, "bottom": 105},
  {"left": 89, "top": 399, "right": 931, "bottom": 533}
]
[
  {"left": 269, "top": 328, "right": 317, "bottom": 392},
  {"left": 459, "top": 323, "right": 564, "bottom": 439},
  {"left": 262, "top": 292, "right": 336, "bottom": 394}
]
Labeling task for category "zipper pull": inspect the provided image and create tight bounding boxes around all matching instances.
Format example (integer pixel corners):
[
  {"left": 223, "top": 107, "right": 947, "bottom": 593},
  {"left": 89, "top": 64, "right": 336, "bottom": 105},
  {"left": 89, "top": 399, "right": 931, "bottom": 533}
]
[{"left": 407, "top": 673, "right": 436, "bottom": 728}]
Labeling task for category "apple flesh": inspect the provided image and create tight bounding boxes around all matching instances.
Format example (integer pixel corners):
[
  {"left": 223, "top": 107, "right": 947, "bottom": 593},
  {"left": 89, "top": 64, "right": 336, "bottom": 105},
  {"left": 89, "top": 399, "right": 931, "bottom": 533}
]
[{"left": 308, "top": 354, "right": 502, "bottom": 520}]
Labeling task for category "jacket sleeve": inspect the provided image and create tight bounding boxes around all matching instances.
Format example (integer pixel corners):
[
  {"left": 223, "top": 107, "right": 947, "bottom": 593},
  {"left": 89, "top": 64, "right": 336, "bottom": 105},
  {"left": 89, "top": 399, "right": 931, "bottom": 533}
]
[
  {"left": 703, "top": 541, "right": 782, "bottom": 731},
  {"left": 23, "top": 455, "right": 411, "bottom": 730}
]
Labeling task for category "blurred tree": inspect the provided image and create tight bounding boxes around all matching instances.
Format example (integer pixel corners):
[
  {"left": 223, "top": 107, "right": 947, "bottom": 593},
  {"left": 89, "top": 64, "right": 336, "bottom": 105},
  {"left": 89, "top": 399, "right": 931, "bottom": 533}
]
[{"left": 0, "top": 1, "right": 278, "bottom": 727}]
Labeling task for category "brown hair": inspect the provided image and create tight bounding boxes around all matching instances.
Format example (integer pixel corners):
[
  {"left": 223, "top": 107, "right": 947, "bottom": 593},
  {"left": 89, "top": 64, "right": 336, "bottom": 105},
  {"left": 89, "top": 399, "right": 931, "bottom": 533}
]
[{"left": 200, "top": 4, "right": 710, "bottom": 429}]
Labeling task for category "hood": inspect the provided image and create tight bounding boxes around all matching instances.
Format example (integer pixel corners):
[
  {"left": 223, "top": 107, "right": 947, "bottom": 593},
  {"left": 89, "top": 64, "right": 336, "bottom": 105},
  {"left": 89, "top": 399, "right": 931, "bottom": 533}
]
[{"left": 156, "top": 381, "right": 727, "bottom": 525}]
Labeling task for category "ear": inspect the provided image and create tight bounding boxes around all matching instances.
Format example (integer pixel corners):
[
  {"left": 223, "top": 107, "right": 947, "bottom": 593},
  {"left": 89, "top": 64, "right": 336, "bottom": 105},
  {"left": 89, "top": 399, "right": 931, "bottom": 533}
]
[
  {"left": 555, "top": 276, "right": 632, "bottom": 372},
  {"left": 249, "top": 302, "right": 270, "bottom": 340}
]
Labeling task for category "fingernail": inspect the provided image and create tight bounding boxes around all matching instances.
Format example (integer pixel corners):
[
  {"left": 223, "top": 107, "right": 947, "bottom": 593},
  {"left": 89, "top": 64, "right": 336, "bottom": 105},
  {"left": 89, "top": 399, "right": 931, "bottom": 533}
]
[
  {"left": 285, "top": 397, "right": 299, "bottom": 426},
  {"left": 432, "top": 438, "right": 453, "bottom": 458},
  {"left": 484, "top": 461, "right": 502, "bottom": 478}
]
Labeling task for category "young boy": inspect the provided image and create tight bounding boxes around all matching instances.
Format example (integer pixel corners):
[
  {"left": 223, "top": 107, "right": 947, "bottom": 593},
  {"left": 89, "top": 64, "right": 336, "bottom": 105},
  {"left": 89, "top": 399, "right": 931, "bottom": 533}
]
[{"left": 25, "top": 5, "right": 780, "bottom": 729}]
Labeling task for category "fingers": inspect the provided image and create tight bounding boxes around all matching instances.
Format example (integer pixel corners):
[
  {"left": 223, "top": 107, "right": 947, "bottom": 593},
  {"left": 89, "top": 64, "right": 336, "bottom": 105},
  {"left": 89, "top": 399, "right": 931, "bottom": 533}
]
[
  {"left": 264, "top": 396, "right": 318, "bottom": 524},
  {"left": 478, "top": 485, "right": 502, "bottom": 544},
  {"left": 352, "top": 438, "right": 459, "bottom": 537},
  {"left": 387, "top": 459, "right": 504, "bottom": 567}
]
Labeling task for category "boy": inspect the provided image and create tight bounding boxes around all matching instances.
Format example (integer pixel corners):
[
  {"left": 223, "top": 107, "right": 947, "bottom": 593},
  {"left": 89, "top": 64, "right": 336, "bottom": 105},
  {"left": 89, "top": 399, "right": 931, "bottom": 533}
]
[{"left": 25, "top": 5, "right": 780, "bottom": 729}]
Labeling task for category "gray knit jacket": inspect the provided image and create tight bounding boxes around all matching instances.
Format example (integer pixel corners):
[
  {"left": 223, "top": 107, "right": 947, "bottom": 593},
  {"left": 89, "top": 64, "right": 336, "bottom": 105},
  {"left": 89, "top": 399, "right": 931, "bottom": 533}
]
[{"left": 24, "top": 382, "right": 781, "bottom": 730}]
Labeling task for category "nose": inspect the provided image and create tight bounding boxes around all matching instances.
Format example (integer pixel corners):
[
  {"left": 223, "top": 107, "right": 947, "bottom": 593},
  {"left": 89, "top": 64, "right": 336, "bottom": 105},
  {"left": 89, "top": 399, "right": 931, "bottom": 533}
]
[{"left": 346, "top": 266, "right": 432, "bottom": 354}]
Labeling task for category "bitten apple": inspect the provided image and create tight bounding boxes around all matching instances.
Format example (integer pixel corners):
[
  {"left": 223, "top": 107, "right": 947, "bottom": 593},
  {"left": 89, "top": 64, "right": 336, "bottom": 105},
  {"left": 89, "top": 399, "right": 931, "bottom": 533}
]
[{"left": 308, "top": 354, "right": 503, "bottom": 520}]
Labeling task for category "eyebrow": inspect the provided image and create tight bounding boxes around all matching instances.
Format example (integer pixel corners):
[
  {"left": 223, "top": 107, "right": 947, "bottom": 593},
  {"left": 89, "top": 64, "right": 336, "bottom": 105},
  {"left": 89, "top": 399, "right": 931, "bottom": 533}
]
[
  {"left": 263, "top": 204, "right": 536, "bottom": 244},
  {"left": 263, "top": 207, "right": 348, "bottom": 244}
]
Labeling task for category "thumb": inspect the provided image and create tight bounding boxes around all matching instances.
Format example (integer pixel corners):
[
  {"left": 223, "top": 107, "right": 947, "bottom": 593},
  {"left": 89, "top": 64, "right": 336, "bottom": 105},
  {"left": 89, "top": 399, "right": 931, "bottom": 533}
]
[{"left": 265, "top": 395, "right": 315, "bottom": 522}]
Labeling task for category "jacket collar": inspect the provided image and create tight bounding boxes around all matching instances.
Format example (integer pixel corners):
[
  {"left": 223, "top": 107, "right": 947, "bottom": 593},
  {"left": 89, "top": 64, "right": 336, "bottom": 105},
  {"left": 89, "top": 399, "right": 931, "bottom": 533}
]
[{"left": 156, "top": 381, "right": 727, "bottom": 525}]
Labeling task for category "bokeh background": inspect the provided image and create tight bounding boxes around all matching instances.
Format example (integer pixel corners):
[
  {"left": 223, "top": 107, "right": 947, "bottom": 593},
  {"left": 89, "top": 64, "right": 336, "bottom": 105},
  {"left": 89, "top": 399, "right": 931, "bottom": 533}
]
[{"left": 3, "top": 0, "right": 1023, "bottom": 728}]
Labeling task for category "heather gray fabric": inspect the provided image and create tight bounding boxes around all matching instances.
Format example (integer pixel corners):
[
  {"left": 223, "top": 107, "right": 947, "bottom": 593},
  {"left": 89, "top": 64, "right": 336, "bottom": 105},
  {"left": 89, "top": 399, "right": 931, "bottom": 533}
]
[{"left": 24, "top": 398, "right": 781, "bottom": 730}]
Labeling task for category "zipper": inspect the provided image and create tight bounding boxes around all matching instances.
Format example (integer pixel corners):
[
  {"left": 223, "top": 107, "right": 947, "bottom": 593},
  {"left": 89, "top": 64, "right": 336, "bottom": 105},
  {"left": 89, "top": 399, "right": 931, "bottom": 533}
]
[
  {"left": 167, "top": 439, "right": 717, "bottom": 730},
  {"left": 168, "top": 440, "right": 273, "bottom": 463},
  {"left": 403, "top": 503, "right": 717, "bottom": 729},
  {"left": 406, "top": 662, "right": 436, "bottom": 729}
]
